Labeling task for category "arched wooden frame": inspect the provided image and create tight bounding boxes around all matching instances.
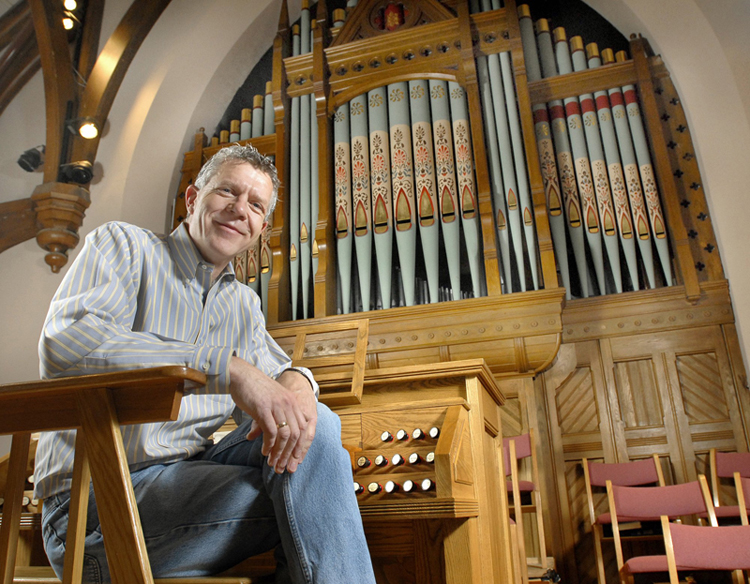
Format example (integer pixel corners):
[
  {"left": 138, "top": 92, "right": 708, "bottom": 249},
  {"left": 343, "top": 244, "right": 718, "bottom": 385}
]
[{"left": 0, "top": 0, "right": 172, "bottom": 272}]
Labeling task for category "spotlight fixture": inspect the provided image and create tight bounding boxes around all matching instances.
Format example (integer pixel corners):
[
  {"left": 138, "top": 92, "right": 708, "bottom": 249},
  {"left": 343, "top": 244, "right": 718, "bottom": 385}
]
[
  {"left": 67, "top": 117, "right": 99, "bottom": 139},
  {"left": 17, "top": 145, "right": 45, "bottom": 172},
  {"left": 61, "top": 160, "right": 94, "bottom": 185},
  {"left": 64, "top": 0, "right": 77, "bottom": 10},
  {"left": 62, "top": 9, "right": 80, "bottom": 30}
]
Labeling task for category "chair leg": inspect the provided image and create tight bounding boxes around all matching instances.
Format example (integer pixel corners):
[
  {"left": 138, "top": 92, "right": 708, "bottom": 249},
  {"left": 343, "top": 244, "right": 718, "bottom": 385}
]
[
  {"left": 533, "top": 492, "right": 548, "bottom": 570},
  {"left": 0, "top": 433, "right": 31, "bottom": 584},
  {"left": 509, "top": 523, "right": 522, "bottom": 584},
  {"left": 593, "top": 523, "right": 607, "bottom": 584},
  {"left": 78, "top": 388, "right": 154, "bottom": 584},
  {"left": 61, "top": 431, "right": 91, "bottom": 584},
  {"left": 619, "top": 565, "right": 635, "bottom": 584}
]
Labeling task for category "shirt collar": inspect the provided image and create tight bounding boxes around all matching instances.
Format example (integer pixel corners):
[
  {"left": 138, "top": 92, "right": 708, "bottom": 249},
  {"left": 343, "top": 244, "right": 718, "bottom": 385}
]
[{"left": 167, "top": 222, "right": 236, "bottom": 283}]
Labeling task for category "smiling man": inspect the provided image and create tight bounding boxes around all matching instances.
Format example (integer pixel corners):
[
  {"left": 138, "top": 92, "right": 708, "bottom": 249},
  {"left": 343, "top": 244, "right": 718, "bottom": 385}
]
[{"left": 35, "top": 144, "right": 376, "bottom": 584}]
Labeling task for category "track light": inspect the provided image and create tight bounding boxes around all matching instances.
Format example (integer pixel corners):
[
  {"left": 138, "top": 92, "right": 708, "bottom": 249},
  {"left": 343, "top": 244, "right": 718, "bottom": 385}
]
[
  {"left": 17, "top": 146, "right": 45, "bottom": 172},
  {"left": 61, "top": 160, "right": 94, "bottom": 184},
  {"left": 67, "top": 117, "right": 99, "bottom": 139},
  {"left": 64, "top": 0, "right": 77, "bottom": 10},
  {"left": 62, "top": 9, "right": 80, "bottom": 30}
]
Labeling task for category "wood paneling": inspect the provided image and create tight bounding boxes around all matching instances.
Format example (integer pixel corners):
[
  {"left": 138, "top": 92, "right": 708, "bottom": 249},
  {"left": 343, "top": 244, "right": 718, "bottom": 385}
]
[{"left": 535, "top": 285, "right": 750, "bottom": 583}]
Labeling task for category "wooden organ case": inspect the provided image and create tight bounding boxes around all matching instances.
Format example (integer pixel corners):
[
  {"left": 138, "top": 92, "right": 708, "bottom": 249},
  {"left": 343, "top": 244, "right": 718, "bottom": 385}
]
[{"left": 172, "top": 1, "right": 750, "bottom": 583}]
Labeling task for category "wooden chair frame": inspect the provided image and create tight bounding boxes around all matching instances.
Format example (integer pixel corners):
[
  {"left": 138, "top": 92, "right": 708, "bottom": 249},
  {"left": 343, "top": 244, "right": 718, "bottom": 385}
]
[
  {"left": 583, "top": 455, "right": 665, "bottom": 584},
  {"left": 663, "top": 516, "right": 750, "bottom": 584},
  {"left": 736, "top": 472, "right": 749, "bottom": 526},
  {"left": 609, "top": 475, "right": 717, "bottom": 582},
  {"left": 709, "top": 448, "right": 750, "bottom": 522},
  {"left": 505, "top": 431, "right": 548, "bottom": 583}
]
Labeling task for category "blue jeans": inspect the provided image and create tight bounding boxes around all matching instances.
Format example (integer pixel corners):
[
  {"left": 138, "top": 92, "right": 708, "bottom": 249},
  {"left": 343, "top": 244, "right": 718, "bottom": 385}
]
[{"left": 41, "top": 403, "right": 375, "bottom": 584}]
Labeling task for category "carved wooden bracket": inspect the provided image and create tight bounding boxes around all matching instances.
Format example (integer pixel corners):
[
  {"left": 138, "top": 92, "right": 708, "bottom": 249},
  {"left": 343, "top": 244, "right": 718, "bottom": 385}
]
[{"left": 31, "top": 182, "right": 91, "bottom": 273}]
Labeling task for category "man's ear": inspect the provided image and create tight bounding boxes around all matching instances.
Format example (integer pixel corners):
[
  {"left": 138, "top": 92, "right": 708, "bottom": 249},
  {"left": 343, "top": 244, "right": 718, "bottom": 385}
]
[{"left": 185, "top": 184, "right": 199, "bottom": 217}]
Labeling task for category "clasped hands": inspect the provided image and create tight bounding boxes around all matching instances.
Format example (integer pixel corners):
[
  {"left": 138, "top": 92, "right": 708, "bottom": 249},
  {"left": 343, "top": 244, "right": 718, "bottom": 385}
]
[{"left": 229, "top": 356, "right": 317, "bottom": 474}]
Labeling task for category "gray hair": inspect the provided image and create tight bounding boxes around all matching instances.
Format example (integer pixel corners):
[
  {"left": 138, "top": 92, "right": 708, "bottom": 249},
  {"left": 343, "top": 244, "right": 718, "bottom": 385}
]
[{"left": 193, "top": 143, "right": 280, "bottom": 221}]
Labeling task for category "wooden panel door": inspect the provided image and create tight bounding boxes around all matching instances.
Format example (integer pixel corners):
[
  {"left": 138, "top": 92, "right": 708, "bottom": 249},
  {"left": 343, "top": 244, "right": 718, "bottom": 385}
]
[{"left": 536, "top": 325, "right": 749, "bottom": 584}]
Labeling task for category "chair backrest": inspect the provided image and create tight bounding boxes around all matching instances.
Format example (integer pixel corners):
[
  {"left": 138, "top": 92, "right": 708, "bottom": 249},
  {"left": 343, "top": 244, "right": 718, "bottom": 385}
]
[
  {"left": 710, "top": 449, "right": 750, "bottom": 507},
  {"left": 583, "top": 454, "right": 665, "bottom": 526},
  {"left": 714, "top": 451, "right": 750, "bottom": 478},
  {"left": 587, "top": 455, "right": 665, "bottom": 488},
  {"left": 607, "top": 476, "right": 716, "bottom": 524},
  {"left": 502, "top": 433, "right": 532, "bottom": 477},
  {"left": 663, "top": 516, "right": 750, "bottom": 584}
]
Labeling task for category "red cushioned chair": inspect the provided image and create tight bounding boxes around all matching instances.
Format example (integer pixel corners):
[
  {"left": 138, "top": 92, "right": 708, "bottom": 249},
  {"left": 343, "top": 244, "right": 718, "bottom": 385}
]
[
  {"left": 709, "top": 449, "right": 750, "bottom": 523},
  {"left": 612, "top": 476, "right": 717, "bottom": 584},
  {"left": 664, "top": 517, "right": 750, "bottom": 584},
  {"left": 504, "top": 431, "right": 548, "bottom": 583},
  {"left": 583, "top": 455, "right": 665, "bottom": 584},
  {"left": 735, "top": 473, "right": 750, "bottom": 526}
]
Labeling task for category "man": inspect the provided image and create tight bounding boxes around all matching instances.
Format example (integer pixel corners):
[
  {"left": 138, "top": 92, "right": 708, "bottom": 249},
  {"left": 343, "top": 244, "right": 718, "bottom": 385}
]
[{"left": 35, "top": 144, "right": 376, "bottom": 584}]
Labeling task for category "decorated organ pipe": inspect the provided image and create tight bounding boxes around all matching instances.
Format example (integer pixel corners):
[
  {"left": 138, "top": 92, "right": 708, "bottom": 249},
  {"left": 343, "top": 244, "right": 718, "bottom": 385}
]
[
  {"left": 448, "top": 82, "right": 484, "bottom": 299},
  {"left": 569, "top": 35, "right": 623, "bottom": 294},
  {"left": 429, "top": 80, "right": 461, "bottom": 301},
  {"left": 553, "top": 27, "right": 607, "bottom": 296},
  {"left": 387, "top": 81, "right": 418, "bottom": 307},
  {"left": 368, "top": 86, "right": 394, "bottom": 309},
  {"left": 334, "top": 103, "right": 354, "bottom": 314},
  {"left": 583, "top": 42, "right": 641, "bottom": 291},
  {"left": 535, "top": 19, "right": 590, "bottom": 297},
  {"left": 518, "top": 5, "right": 571, "bottom": 299},
  {"left": 408, "top": 79, "right": 441, "bottom": 304},
  {"left": 350, "top": 93, "right": 373, "bottom": 311},
  {"left": 614, "top": 50, "right": 674, "bottom": 286}
]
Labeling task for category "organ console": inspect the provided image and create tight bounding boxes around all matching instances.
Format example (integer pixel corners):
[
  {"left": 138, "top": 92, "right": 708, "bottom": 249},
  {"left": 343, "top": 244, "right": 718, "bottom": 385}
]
[
  {"left": 168, "top": 1, "right": 749, "bottom": 583},
  {"left": 335, "top": 359, "right": 513, "bottom": 584}
]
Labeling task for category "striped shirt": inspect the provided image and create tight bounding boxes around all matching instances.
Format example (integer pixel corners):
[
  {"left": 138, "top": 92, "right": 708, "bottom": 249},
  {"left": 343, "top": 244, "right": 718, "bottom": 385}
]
[{"left": 34, "top": 221, "right": 316, "bottom": 499}]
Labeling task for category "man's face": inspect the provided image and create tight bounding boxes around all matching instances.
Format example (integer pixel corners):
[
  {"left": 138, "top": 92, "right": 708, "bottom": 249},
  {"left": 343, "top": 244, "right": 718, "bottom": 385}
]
[{"left": 184, "top": 161, "right": 271, "bottom": 277}]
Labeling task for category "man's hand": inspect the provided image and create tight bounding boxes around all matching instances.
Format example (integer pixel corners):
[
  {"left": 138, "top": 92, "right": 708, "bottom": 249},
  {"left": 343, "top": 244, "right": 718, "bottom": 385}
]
[
  {"left": 274, "top": 369, "right": 317, "bottom": 473},
  {"left": 228, "top": 357, "right": 316, "bottom": 473}
]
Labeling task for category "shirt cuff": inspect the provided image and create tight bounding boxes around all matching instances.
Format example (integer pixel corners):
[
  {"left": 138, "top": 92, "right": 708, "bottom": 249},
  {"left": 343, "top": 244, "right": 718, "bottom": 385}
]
[
  {"left": 277, "top": 366, "right": 319, "bottom": 398},
  {"left": 190, "top": 345, "right": 234, "bottom": 394}
]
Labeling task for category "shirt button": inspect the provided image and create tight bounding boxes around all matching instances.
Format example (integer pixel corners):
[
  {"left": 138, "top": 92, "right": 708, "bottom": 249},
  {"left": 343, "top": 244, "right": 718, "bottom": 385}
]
[{"left": 202, "top": 364, "right": 209, "bottom": 371}]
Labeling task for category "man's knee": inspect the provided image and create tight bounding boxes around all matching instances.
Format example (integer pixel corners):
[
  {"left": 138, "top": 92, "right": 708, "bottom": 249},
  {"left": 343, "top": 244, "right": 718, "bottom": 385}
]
[{"left": 312, "top": 402, "right": 342, "bottom": 446}]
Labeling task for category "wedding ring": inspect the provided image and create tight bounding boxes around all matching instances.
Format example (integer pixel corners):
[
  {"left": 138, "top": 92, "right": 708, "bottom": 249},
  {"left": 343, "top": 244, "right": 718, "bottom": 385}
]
[{"left": 277, "top": 421, "right": 288, "bottom": 429}]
